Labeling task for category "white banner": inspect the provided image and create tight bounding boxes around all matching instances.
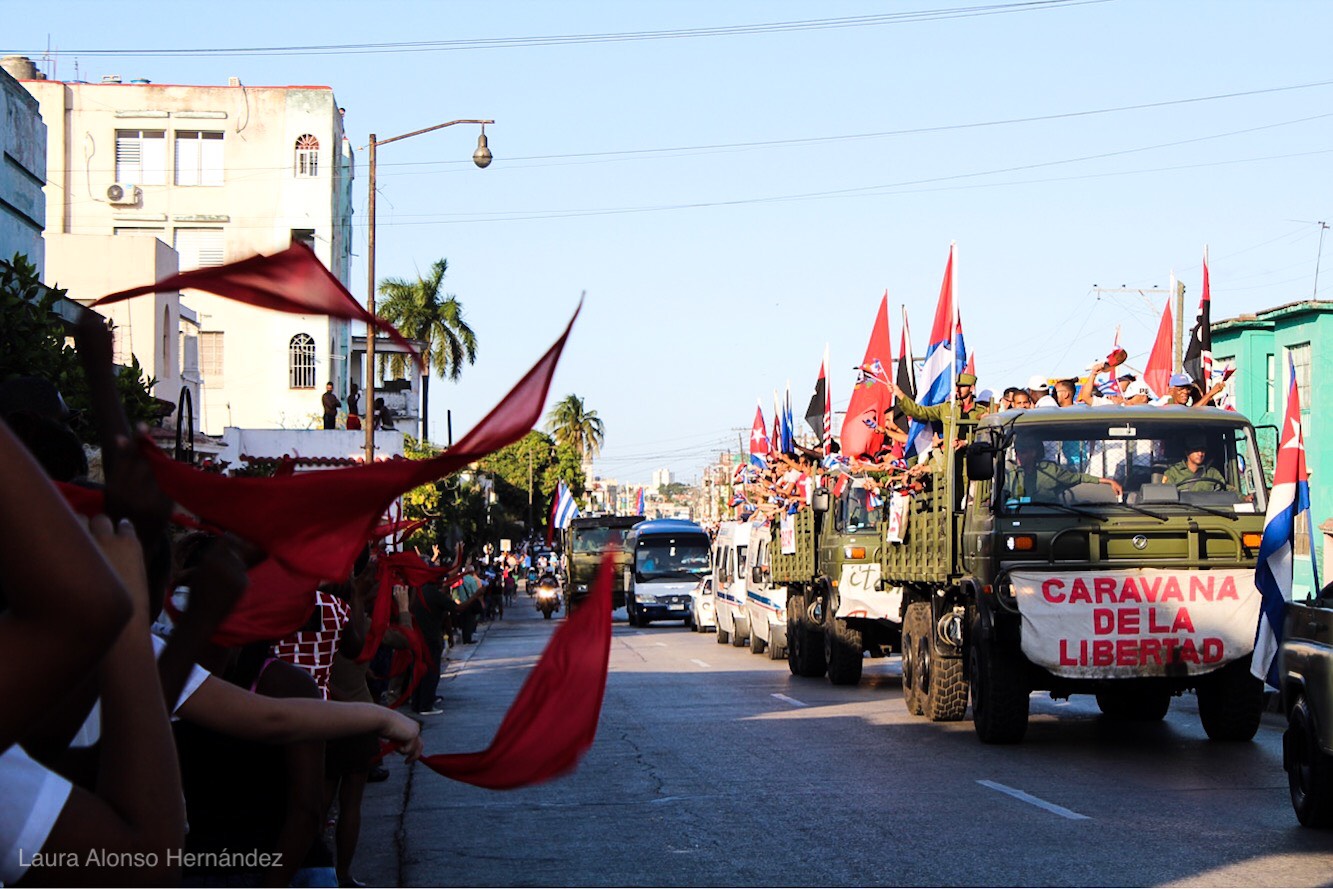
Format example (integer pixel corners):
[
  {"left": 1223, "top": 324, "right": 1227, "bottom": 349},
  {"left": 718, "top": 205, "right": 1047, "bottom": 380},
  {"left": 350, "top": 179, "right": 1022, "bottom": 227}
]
[
  {"left": 1011, "top": 568, "right": 1261, "bottom": 679},
  {"left": 780, "top": 514, "right": 796, "bottom": 555},
  {"left": 835, "top": 562, "right": 901, "bottom": 622}
]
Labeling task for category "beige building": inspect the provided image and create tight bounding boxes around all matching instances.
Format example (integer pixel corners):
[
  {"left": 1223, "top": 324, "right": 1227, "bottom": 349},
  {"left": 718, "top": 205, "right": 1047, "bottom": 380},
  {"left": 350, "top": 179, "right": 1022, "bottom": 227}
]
[{"left": 20, "top": 61, "right": 355, "bottom": 434}]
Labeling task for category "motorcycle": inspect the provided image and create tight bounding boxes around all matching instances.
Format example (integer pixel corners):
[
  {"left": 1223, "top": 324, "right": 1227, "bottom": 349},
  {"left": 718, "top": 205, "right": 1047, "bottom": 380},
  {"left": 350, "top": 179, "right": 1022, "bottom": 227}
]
[{"left": 534, "top": 573, "right": 561, "bottom": 620}]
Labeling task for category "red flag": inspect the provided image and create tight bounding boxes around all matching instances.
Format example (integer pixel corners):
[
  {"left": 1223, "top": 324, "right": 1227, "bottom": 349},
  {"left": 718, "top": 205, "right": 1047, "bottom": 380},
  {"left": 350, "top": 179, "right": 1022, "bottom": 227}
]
[
  {"left": 141, "top": 305, "right": 578, "bottom": 646},
  {"left": 841, "top": 292, "right": 893, "bottom": 459},
  {"left": 420, "top": 550, "right": 612, "bottom": 788},
  {"left": 1144, "top": 300, "right": 1174, "bottom": 399},
  {"left": 93, "top": 242, "right": 424, "bottom": 368},
  {"left": 1183, "top": 247, "right": 1213, "bottom": 385}
]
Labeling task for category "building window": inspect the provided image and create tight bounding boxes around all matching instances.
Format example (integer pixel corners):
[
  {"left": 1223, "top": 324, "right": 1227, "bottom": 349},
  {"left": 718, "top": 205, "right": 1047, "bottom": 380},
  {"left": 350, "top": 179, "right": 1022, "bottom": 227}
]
[
  {"left": 294, "top": 134, "right": 319, "bottom": 178},
  {"left": 173, "top": 228, "right": 225, "bottom": 271},
  {"left": 289, "top": 333, "right": 317, "bottom": 389},
  {"left": 175, "top": 131, "right": 224, "bottom": 186},
  {"left": 115, "top": 129, "right": 167, "bottom": 185},
  {"left": 200, "top": 331, "right": 224, "bottom": 386},
  {"left": 1286, "top": 342, "right": 1312, "bottom": 417}
]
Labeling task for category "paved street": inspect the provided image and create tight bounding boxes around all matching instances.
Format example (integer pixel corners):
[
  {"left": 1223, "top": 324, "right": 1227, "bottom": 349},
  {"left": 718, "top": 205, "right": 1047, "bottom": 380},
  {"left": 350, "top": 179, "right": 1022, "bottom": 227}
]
[{"left": 359, "top": 602, "right": 1333, "bottom": 887}]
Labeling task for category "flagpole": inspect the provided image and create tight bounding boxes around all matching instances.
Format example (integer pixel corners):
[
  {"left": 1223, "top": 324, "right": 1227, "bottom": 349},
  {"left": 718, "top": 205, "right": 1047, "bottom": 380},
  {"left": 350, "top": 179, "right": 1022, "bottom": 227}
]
[{"left": 949, "top": 241, "right": 958, "bottom": 401}]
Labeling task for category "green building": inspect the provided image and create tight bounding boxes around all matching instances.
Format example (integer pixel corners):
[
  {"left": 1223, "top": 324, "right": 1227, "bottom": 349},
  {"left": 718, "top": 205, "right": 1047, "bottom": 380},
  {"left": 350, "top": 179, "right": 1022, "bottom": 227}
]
[{"left": 1213, "top": 300, "right": 1333, "bottom": 595}]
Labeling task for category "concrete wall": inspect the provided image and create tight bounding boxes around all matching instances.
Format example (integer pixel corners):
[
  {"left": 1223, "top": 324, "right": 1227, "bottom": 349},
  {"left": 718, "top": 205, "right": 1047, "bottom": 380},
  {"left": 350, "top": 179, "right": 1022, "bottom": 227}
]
[
  {"left": 45, "top": 233, "right": 183, "bottom": 402},
  {"left": 218, "top": 427, "right": 405, "bottom": 469},
  {"left": 0, "top": 68, "right": 45, "bottom": 274},
  {"left": 24, "top": 77, "right": 354, "bottom": 435}
]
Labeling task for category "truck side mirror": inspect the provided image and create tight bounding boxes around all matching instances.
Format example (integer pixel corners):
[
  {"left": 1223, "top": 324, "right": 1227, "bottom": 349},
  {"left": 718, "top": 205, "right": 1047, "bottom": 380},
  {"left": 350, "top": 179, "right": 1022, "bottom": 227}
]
[
  {"left": 965, "top": 442, "right": 995, "bottom": 481},
  {"left": 812, "top": 489, "right": 831, "bottom": 513}
]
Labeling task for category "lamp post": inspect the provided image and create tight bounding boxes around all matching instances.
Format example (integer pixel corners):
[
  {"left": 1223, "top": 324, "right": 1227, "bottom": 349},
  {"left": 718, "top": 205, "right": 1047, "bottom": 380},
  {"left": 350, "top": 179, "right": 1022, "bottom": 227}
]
[{"left": 365, "top": 119, "right": 493, "bottom": 463}]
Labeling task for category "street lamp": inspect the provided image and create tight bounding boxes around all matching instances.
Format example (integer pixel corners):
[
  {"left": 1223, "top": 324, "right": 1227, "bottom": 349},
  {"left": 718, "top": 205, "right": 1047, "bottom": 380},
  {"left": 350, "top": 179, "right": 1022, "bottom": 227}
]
[{"left": 364, "top": 118, "right": 494, "bottom": 463}]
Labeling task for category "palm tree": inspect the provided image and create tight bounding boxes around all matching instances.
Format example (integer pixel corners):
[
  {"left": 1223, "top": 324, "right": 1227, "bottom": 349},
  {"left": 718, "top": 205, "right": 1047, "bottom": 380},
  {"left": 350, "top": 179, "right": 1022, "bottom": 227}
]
[
  {"left": 376, "top": 259, "right": 477, "bottom": 442},
  {"left": 546, "top": 394, "right": 605, "bottom": 465}
]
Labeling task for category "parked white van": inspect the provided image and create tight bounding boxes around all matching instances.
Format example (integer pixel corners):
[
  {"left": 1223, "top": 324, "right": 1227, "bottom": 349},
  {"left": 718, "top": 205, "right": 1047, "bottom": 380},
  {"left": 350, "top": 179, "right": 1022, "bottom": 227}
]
[
  {"left": 711, "top": 521, "right": 751, "bottom": 647},
  {"left": 742, "top": 529, "right": 787, "bottom": 659}
]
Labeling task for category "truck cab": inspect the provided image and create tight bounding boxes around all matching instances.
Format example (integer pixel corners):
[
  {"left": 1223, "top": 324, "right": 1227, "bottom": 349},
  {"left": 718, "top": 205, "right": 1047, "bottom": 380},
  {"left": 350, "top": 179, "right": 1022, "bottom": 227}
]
[{"left": 960, "top": 405, "right": 1269, "bottom": 742}]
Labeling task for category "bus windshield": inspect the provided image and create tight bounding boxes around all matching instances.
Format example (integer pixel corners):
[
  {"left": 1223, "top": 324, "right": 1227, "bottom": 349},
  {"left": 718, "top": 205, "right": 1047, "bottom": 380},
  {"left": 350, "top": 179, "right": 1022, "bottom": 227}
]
[
  {"left": 571, "top": 527, "right": 629, "bottom": 553},
  {"left": 635, "top": 535, "right": 712, "bottom": 582}
]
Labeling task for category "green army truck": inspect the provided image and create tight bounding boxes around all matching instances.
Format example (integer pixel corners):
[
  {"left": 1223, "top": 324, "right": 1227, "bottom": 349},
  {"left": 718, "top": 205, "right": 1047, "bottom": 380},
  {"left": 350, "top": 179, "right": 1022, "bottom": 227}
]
[
  {"left": 564, "top": 514, "right": 640, "bottom": 611},
  {"left": 887, "top": 405, "right": 1270, "bottom": 743},
  {"left": 771, "top": 477, "right": 902, "bottom": 686}
]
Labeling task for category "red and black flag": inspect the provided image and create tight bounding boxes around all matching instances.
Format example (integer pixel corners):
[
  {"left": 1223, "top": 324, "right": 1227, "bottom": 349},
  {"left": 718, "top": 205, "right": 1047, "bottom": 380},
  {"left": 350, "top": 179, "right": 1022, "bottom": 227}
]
[{"left": 1183, "top": 247, "right": 1213, "bottom": 386}]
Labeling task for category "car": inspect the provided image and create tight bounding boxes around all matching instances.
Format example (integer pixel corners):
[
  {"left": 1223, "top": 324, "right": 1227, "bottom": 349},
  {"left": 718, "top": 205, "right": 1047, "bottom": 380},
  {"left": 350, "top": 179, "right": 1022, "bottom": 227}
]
[
  {"left": 689, "top": 577, "right": 716, "bottom": 632},
  {"left": 1281, "top": 588, "right": 1333, "bottom": 827}
]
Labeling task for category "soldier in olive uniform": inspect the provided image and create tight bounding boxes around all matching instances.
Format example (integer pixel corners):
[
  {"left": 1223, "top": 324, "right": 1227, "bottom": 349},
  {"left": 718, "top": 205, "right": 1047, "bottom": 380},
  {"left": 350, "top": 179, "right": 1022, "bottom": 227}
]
[
  {"left": 1164, "top": 435, "right": 1229, "bottom": 492},
  {"left": 1008, "top": 438, "right": 1123, "bottom": 501}
]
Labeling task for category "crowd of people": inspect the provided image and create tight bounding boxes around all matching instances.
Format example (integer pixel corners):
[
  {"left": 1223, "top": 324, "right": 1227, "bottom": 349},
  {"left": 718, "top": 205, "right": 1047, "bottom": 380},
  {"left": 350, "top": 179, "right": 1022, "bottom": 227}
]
[
  {"left": 0, "top": 313, "right": 515, "bottom": 887},
  {"left": 736, "top": 362, "right": 1235, "bottom": 518}
]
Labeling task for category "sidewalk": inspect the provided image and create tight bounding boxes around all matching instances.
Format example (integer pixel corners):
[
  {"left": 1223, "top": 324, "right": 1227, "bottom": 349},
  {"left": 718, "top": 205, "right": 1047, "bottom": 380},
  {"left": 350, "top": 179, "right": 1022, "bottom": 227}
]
[{"left": 351, "top": 614, "right": 500, "bottom": 887}]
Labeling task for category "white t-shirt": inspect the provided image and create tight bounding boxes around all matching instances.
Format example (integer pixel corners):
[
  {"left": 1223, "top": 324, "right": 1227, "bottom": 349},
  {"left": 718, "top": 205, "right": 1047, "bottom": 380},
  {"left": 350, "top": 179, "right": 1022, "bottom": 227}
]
[
  {"left": 70, "top": 634, "right": 211, "bottom": 749},
  {"left": 0, "top": 744, "right": 73, "bottom": 885}
]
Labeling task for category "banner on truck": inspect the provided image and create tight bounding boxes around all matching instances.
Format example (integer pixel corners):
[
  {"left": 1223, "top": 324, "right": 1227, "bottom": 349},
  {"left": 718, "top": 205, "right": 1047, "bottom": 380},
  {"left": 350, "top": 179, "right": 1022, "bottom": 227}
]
[
  {"left": 835, "top": 562, "right": 901, "bottom": 622},
  {"left": 780, "top": 514, "right": 796, "bottom": 555},
  {"left": 1011, "top": 568, "right": 1261, "bottom": 679}
]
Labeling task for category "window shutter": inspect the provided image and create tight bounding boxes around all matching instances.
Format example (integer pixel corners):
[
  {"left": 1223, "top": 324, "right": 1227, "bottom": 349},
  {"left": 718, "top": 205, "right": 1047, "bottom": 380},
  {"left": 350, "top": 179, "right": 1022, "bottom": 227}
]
[
  {"left": 175, "top": 132, "right": 200, "bottom": 186},
  {"left": 141, "top": 131, "right": 167, "bottom": 185},
  {"left": 201, "top": 132, "right": 224, "bottom": 186},
  {"left": 173, "top": 228, "right": 225, "bottom": 271},
  {"left": 116, "top": 133, "right": 141, "bottom": 183}
]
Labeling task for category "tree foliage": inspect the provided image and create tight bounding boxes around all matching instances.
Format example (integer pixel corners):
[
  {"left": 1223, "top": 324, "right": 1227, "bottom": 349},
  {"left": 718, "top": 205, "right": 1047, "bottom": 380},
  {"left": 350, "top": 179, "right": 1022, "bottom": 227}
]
[
  {"left": 545, "top": 393, "right": 605, "bottom": 464},
  {"left": 376, "top": 259, "right": 477, "bottom": 381},
  {"left": 0, "top": 254, "right": 162, "bottom": 444}
]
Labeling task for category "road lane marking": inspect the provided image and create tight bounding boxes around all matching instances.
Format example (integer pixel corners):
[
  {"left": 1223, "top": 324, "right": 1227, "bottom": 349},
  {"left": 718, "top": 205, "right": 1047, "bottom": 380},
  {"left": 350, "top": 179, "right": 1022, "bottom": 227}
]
[
  {"left": 653, "top": 642, "right": 668, "bottom": 647},
  {"left": 690, "top": 659, "right": 711, "bottom": 668},
  {"left": 977, "top": 780, "right": 1090, "bottom": 820},
  {"left": 771, "top": 693, "right": 808, "bottom": 708}
]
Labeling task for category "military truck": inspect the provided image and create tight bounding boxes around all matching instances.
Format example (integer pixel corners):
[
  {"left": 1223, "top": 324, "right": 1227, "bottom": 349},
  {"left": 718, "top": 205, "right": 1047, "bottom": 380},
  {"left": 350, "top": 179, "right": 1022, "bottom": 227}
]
[
  {"left": 564, "top": 514, "right": 640, "bottom": 611},
  {"left": 887, "top": 405, "right": 1269, "bottom": 743},
  {"left": 1280, "top": 585, "right": 1333, "bottom": 827},
  {"left": 771, "top": 477, "right": 901, "bottom": 685}
]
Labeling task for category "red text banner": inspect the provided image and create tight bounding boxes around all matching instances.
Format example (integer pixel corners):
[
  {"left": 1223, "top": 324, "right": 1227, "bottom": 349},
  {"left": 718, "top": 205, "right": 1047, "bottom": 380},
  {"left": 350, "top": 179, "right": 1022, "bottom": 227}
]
[{"left": 1011, "top": 569, "right": 1260, "bottom": 679}]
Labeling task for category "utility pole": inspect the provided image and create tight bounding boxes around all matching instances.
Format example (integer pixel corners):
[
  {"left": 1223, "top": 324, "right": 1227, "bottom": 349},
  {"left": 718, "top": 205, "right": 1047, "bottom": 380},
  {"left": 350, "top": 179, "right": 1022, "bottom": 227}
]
[
  {"left": 1092, "top": 282, "right": 1184, "bottom": 370},
  {"left": 527, "top": 447, "right": 534, "bottom": 530},
  {"left": 1314, "top": 221, "right": 1329, "bottom": 300}
]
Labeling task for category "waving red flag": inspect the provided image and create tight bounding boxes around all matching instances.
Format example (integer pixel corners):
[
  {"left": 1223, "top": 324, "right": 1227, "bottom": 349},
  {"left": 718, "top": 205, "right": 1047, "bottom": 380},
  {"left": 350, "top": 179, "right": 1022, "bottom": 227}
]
[
  {"left": 1144, "top": 299, "right": 1174, "bottom": 399},
  {"left": 841, "top": 291, "right": 893, "bottom": 459},
  {"left": 139, "top": 304, "right": 578, "bottom": 646},
  {"left": 420, "top": 551, "right": 612, "bottom": 788},
  {"left": 93, "top": 242, "right": 424, "bottom": 368}
]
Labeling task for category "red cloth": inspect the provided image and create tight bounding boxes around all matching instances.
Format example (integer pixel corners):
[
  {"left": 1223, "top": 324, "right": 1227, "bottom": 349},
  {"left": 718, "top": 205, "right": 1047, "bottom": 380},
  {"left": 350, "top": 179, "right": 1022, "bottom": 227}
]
[
  {"left": 92, "top": 243, "right": 423, "bottom": 368},
  {"left": 139, "top": 306, "right": 577, "bottom": 646},
  {"left": 1144, "top": 300, "right": 1174, "bottom": 400},
  {"left": 419, "top": 552, "right": 613, "bottom": 789},
  {"left": 841, "top": 292, "right": 893, "bottom": 459}
]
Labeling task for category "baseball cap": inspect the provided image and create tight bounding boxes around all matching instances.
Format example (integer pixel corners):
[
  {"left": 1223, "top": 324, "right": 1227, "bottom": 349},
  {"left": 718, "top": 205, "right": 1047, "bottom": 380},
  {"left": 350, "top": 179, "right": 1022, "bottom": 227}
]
[
  {"left": 1169, "top": 372, "right": 1194, "bottom": 388},
  {"left": 1123, "top": 380, "right": 1151, "bottom": 398},
  {"left": 1026, "top": 374, "right": 1049, "bottom": 391}
]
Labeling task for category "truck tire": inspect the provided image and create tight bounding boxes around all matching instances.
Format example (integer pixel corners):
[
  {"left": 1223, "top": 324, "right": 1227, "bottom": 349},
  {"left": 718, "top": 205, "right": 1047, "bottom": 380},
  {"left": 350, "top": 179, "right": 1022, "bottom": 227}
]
[
  {"left": 626, "top": 600, "right": 640, "bottom": 627},
  {"left": 901, "top": 603, "right": 928, "bottom": 716},
  {"left": 1197, "top": 657, "right": 1263, "bottom": 742},
  {"left": 767, "top": 635, "right": 786, "bottom": 661},
  {"left": 786, "top": 591, "right": 827, "bottom": 678},
  {"left": 921, "top": 623, "right": 967, "bottom": 722},
  {"left": 731, "top": 614, "right": 749, "bottom": 647},
  {"left": 970, "top": 635, "right": 1029, "bottom": 744},
  {"left": 749, "top": 626, "right": 767, "bottom": 655},
  {"left": 1287, "top": 695, "right": 1333, "bottom": 828},
  {"left": 825, "top": 617, "right": 864, "bottom": 686},
  {"left": 716, "top": 622, "right": 730, "bottom": 644},
  {"left": 1095, "top": 687, "right": 1171, "bottom": 722}
]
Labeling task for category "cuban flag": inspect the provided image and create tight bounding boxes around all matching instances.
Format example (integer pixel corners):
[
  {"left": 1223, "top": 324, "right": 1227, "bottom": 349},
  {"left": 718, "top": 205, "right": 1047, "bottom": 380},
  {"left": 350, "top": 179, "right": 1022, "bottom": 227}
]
[
  {"left": 1252, "top": 356, "right": 1319, "bottom": 688},
  {"left": 866, "top": 489, "right": 883, "bottom": 510},
  {"left": 749, "top": 403, "right": 770, "bottom": 469},
  {"left": 953, "top": 308, "right": 969, "bottom": 378},
  {"left": 635, "top": 486, "right": 645, "bottom": 516},
  {"left": 907, "top": 244, "right": 957, "bottom": 459},
  {"left": 553, "top": 480, "right": 579, "bottom": 529}
]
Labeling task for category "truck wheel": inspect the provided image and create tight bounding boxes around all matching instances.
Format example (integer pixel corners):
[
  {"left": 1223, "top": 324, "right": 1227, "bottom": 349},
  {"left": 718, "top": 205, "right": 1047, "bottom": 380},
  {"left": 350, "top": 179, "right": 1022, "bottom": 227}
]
[
  {"left": 1095, "top": 687, "right": 1171, "bottom": 721},
  {"left": 969, "top": 634, "right": 1028, "bottom": 743},
  {"left": 922, "top": 623, "right": 967, "bottom": 722},
  {"left": 626, "top": 601, "right": 639, "bottom": 627},
  {"left": 1197, "top": 657, "right": 1263, "bottom": 742},
  {"left": 749, "top": 626, "right": 767, "bottom": 655},
  {"left": 767, "top": 634, "right": 786, "bottom": 661},
  {"left": 716, "top": 622, "right": 730, "bottom": 645},
  {"left": 1287, "top": 695, "right": 1333, "bottom": 828},
  {"left": 786, "top": 592, "right": 827, "bottom": 678},
  {"left": 731, "top": 615, "right": 749, "bottom": 648},
  {"left": 825, "top": 617, "right": 864, "bottom": 686},
  {"left": 901, "top": 603, "right": 928, "bottom": 716}
]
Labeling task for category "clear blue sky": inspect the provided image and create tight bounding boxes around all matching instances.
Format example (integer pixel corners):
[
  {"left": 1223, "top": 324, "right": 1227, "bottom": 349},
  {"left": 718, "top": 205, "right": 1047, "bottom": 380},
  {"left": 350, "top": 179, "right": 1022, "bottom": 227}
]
[{"left": 12, "top": 0, "right": 1333, "bottom": 485}]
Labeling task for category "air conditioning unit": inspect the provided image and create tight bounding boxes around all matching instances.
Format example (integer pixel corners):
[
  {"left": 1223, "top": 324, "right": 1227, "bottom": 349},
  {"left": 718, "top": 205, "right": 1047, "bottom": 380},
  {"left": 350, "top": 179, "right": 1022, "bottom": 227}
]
[{"left": 106, "top": 182, "right": 141, "bottom": 204}]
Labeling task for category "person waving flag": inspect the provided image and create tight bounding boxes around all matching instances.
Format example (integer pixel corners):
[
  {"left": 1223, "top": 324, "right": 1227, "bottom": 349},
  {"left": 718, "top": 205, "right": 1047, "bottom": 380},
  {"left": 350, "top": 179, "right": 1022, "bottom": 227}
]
[{"left": 1252, "top": 356, "right": 1319, "bottom": 687}]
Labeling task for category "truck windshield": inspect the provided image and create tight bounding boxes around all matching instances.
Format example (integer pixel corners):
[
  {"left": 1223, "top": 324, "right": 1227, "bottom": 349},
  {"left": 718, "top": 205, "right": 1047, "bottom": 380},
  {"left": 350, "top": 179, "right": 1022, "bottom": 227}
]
[
  {"left": 842, "top": 485, "right": 883, "bottom": 531},
  {"left": 636, "top": 535, "right": 712, "bottom": 582},
  {"left": 571, "top": 527, "right": 629, "bottom": 553},
  {"left": 998, "top": 420, "right": 1266, "bottom": 515}
]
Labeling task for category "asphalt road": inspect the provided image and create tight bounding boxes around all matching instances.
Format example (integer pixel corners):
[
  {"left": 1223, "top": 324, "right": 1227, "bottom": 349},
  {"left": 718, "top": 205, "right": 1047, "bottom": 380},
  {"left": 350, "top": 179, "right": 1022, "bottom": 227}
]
[{"left": 357, "top": 601, "right": 1333, "bottom": 888}]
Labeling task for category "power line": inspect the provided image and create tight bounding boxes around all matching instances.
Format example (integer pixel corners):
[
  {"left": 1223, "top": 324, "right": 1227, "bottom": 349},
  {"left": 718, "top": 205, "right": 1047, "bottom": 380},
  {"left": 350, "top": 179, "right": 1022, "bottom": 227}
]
[{"left": 12, "top": 1, "right": 1106, "bottom": 58}]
